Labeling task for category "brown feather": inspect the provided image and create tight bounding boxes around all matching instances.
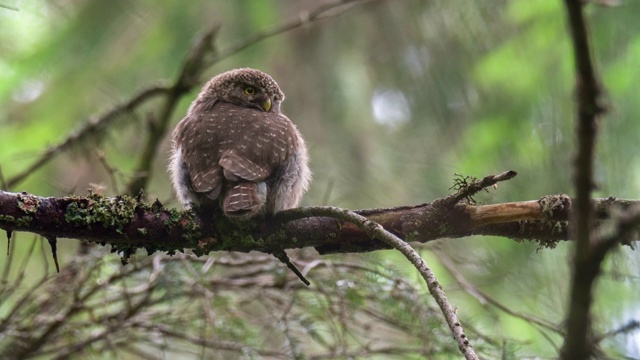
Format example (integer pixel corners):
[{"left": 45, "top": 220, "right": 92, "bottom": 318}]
[
  {"left": 223, "top": 182, "right": 262, "bottom": 216},
  {"left": 169, "top": 68, "right": 311, "bottom": 217},
  {"left": 219, "top": 152, "right": 270, "bottom": 182}
]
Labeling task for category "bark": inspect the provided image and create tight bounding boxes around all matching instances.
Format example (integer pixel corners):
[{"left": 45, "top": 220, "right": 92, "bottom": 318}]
[{"left": 0, "top": 190, "right": 636, "bottom": 257}]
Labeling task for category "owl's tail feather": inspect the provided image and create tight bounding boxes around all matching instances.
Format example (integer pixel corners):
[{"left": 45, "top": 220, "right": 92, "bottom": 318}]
[{"left": 222, "top": 182, "right": 266, "bottom": 218}]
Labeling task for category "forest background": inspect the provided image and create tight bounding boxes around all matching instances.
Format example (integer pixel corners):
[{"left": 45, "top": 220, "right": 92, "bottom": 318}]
[{"left": 1, "top": 0, "right": 639, "bottom": 359}]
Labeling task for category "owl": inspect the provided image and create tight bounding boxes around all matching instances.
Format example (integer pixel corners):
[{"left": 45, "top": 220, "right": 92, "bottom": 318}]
[{"left": 169, "top": 68, "right": 311, "bottom": 219}]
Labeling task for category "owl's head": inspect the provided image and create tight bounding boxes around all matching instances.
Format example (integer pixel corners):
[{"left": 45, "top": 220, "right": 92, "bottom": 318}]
[{"left": 203, "top": 68, "right": 285, "bottom": 113}]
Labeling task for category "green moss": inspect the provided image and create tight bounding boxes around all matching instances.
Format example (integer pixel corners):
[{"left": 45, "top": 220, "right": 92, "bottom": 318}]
[
  {"left": 161, "top": 209, "right": 202, "bottom": 246},
  {"left": 0, "top": 214, "right": 33, "bottom": 227},
  {"left": 208, "top": 212, "right": 256, "bottom": 250},
  {"left": 0, "top": 214, "right": 15, "bottom": 223},
  {"left": 243, "top": 234, "right": 260, "bottom": 246},
  {"left": 64, "top": 193, "right": 137, "bottom": 233},
  {"left": 18, "top": 216, "right": 33, "bottom": 227},
  {"left": 162, "top": 207, "right": 185, "bottom": 228}
]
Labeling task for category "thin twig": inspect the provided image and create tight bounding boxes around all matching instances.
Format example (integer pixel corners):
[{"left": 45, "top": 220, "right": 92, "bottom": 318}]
[
  {"left": 442, "top": 170, "right": 518, "bottom": 207},
  {"left": 45, "top": 236, "right": 60, "bottom": 273},
  {"left": 291, "top": 206, "right": 479, "bottom": 360},
  {"left": 137, "top": 323, "right": 289, "bottom": 358},
  {"left": 95, "top": 151, "right": 121, "bottom": 194},
  {"left": 596, "top": 320, "right": 640, "bottom": 343},
  {"left": 2, "top": 230, "right": 13, "bottom": 278},
  {"left": 433, "top": 247, "right": 562, "bottom": 352},
  {"left": 209, "top": 0, "right": 375, "bottom": 67},
  {"left": 272, "top": 249, "right": 311, "bottom": 286},
  {"left": 6, "top": 85, "right": 169, "bottom": 189},
  {"left": 434, "top": 247, "right": 561, "bottom": 335}
]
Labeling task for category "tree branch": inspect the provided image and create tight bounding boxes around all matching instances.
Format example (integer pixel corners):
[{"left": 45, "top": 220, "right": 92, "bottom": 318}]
[
  {"left": 291, "top": 207, "right": 478, "bottom": 359},
  {"left": 6, "top": 85, "right": 170, "bottom": 189},
  {"left": 209, "top": 0, "right": 376, "bottom": 65},
  {"left": 434, "top": 247, "right": 562, "bottom": 339},
  {"left": 2, "top": 172, "right": 639, "bottom": 358},
  {"left": 561, "top": 0, "right": 610, "bottom": 358},
  {"left": 0, "top": 189, "right": 637, "bottom": 257}
]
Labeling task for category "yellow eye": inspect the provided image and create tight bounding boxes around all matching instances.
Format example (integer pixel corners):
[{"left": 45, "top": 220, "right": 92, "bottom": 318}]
[{"left": 244, "top": 87, "right": 256, "bottom": 95}]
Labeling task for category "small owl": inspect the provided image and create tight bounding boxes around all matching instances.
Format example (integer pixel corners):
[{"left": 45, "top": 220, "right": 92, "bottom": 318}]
[{"left": 169, "top": 68, "right": 311, "bottom": 219}]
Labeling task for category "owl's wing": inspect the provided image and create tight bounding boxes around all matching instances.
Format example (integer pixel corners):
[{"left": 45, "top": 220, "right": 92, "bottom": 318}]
[
  {"left": 219, "top": 152, "right": 270, "bottom": 182},
  {"left": 218, "top": 113, "right": 298, "bottom": 183},
  {"left": 174, "top": 100, "right": 225, "bottom": 200},
  {"left": 189, "top": 166, "right": 223, "bottom": 199}
]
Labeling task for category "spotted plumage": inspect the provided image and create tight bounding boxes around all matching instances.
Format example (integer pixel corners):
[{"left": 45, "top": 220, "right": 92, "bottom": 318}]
[{"left": 169, "top": 68, "right": 311, "bottom": 218}]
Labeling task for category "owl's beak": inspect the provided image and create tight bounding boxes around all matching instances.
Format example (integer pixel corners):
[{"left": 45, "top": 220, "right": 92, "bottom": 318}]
[{"left": 262, "top": 97, "right": 272, "bottom": 112}]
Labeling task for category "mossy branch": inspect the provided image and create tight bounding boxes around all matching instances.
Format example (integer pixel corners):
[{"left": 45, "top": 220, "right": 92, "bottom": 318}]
[{"left": 0, "top": 179, "right": 637, "bottom": 257}]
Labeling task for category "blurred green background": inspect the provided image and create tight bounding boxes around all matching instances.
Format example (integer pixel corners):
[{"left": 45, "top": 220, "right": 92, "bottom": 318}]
[{"left": 1, "top": 0, "right": 639, "bottom": 358}]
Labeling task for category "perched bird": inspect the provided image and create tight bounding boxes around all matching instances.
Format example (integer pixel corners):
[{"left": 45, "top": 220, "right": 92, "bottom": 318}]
[{"left": 169, "top": 68, "right": 311, "bottom": 219}]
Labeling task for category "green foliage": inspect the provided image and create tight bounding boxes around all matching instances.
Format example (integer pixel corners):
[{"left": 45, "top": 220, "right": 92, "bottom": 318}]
[{"left": 1, "top": 0, "right": 640, "bottom": 358}]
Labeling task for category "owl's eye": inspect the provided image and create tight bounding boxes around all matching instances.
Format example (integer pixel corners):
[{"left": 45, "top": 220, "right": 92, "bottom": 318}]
[{"left": 244, "top": 86, "right": 256, "bottom": 95}]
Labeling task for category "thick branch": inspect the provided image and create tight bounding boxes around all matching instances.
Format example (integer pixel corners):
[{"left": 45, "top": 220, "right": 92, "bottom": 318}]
[{"left": 0, "top": 190, "right": 637, "bottom": 256}]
